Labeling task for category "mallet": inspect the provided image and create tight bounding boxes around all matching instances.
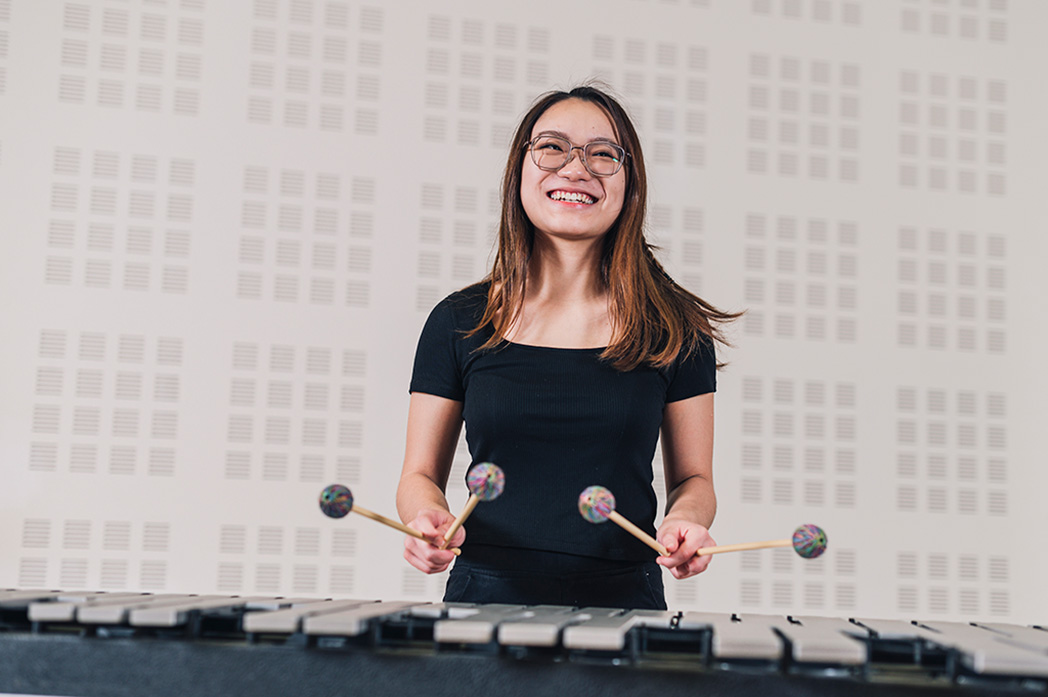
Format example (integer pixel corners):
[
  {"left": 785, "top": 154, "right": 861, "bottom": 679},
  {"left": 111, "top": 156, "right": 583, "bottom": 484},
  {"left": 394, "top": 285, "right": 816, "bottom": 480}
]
[
  {"left": 319, "top": 484, "right": 460, "bottom": 555},
  {"left": 577, "top": 485, "right": 828, "bottom": 559}
]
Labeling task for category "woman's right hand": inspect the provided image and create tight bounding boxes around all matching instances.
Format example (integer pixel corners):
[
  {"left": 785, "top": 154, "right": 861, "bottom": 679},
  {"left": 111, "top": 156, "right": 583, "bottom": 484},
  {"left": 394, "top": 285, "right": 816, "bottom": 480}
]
[{"left": 404, "top": 509, "right": 465, "bottom": 574}]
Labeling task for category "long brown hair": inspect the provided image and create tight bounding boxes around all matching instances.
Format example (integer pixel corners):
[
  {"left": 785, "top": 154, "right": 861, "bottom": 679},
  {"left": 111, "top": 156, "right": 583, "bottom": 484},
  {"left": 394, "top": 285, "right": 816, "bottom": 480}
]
[{"left": 471, "top": 84, "right": 739, "bottom": 371}]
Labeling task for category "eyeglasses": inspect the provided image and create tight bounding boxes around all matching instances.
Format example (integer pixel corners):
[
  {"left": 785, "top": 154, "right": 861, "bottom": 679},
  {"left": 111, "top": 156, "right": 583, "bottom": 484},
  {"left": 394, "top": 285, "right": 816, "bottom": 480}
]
[{"left": 526, "top": 135, "right": 628, "bottom": 177}]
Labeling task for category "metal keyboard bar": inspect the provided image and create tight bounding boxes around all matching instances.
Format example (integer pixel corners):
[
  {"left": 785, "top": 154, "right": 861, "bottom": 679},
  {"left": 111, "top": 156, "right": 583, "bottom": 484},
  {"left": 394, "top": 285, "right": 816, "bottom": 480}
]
[
  {"left": 918, "top": 620, "right": 1048, "bottom": 677},
  {"left": 77, "top": 595, "right": 213, "bottom": 624},
  {"left": 434, "top": 604, "right": 529, "bottom": 644},
  {"left": 974, "top": 622, "right": 1048, "bottom": 653},
  {"left": 858, "top": 618, "right": 1048, "bottom": 677},
  {"left": 244, "top": 598, "right": 328, "bottom": 610},
  {"left": 561, "top": 609, "right": 675, "bottom": 651},
  {"left": 29, "top": 593, "right": 151, "bottom": 622},
  {"left": 679, "top": 612, "right": 782, "bottom": 661},
  {"left": 243, "top": 599, "right": 376, "bottom": 634},
  {"left": 303, "top": 601, "right": 424, "bottom": 636},
  {"left": 406, "top": 602, "right": 478, "bottom": 619},
  {"left": 129, "top": 596, "right": 275, "bottom": 627},
  {"left": 850, "top": 617, "right": 920, "bottom": 640},
  {"left": 786, "top": 615, "right": 868, "bottom": 665},
  {"left": 496, "top": 606, "right": 590, "bottom": 647},
  {"left": 0, "top": 590, "right": 69, "bottom": 606}
]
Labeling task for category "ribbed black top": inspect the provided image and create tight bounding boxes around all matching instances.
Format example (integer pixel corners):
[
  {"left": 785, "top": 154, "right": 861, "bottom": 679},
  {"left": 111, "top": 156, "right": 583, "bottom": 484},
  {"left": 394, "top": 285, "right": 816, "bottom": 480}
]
[{"left": 409, "top": 283, "right": 716, "bottom": 563}]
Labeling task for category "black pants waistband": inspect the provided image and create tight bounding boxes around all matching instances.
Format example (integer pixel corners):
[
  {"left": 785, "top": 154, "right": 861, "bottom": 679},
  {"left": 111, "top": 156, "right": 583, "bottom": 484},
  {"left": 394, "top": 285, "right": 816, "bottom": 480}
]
[
  {"left": 446, "top": 545, "right": 667, "bottom": 610},
  {"left": 457, "top": 543, "right": 651, "bottom": 576}
]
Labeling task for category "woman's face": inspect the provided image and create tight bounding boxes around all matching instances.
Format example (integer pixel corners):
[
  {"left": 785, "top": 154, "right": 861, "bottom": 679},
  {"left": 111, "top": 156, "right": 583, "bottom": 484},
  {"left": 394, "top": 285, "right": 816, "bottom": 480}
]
[{"left": 520, "top": 98, "right": 626, "bottom": 243}]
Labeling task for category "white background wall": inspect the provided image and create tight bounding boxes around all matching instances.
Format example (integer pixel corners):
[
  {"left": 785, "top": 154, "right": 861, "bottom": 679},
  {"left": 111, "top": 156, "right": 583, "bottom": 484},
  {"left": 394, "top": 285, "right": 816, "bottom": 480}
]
[{"left": 2, "top": 0, "right": 1046, "bottom": 623}]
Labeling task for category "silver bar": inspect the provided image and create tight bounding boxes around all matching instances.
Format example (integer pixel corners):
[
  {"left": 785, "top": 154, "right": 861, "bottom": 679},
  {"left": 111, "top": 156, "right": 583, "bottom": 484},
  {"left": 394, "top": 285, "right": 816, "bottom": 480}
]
[
  {"left": 497, "top": 606, "right": 588, "bottom": 647},
  {"left": 77, "top": 595, "right": 206, "bottom": 624},
  {"left": 681, "top": 613, "right": 782, "bottom": 660},
  {"left": 0, "top": 590, "right": 67, "bottom": 607},
  {"left": 918, "top": 621, "right": 1048, "bottom": 676},
  {"left": 561, "top": 609, "right": 674, "bottom": 651},
  {"left": 243, "top": 597, "right": 328, "bottom": 611},
  {"left": 407, "top": 603, "right": 450, "bottom": 619},
  {"left": 858, "top": 617, "right": 1048, "bottom": 675},
  {"left": 975, "top": 623, "right": 1048, "bottom": 653},
  {"left": 29, "top": 593, "right": 150, "bottom": 622},
  {"left": 304, "top": 601, "right": 424, "bottom": 636},
  {"left": 242, "top": 599, "right": 375, "bottom": 634},
  {"left": 405, "top": 602, "right": 483, "bottom": 619},
  {"left": 434, "top": 605, "right": 529, "bottom": 644},
  {"left": 130, "top": 596, "right": 273, "bottom": 627},
  {"left": 787, "top": 615, "right": 867, "bottom": 665},
  {"left": 851, "top": 618, "right": 920, "bottom": 640}
]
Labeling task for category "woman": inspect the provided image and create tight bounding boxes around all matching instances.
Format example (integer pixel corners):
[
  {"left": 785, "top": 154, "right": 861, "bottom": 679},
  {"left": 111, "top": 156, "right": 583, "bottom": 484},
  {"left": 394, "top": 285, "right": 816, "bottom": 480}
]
[{"left": 396, "top": 85, "right": 737, "bottom": 610}]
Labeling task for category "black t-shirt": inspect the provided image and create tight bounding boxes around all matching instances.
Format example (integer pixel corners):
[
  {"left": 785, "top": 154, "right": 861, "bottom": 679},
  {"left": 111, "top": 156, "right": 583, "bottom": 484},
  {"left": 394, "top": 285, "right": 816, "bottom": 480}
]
[{"left": 409, "top": 283, "right": 717, "bottom": 562}]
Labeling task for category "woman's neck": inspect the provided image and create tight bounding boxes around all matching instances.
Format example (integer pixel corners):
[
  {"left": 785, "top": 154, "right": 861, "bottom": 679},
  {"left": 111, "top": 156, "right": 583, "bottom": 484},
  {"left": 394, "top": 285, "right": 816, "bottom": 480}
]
[
  {"left": 525, "top": 233, "right": 605, "bottom": 303},
  {"left": 500, "top": 233, "right": 614, "bottom": 348}
]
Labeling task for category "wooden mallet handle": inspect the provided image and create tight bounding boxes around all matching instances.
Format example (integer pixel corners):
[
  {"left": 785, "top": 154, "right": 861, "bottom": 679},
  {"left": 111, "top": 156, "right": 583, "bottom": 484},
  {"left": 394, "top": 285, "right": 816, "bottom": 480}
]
[
  {"left": 607, "top": 510, "right": 669, "bottom": 556},
  {"left": 353, "top": 504, "right": 460, "bottom": 556},
  {"left": 604, "top": 515, "right": 792, "bottom": 560},
  {"left": 695, "top": 538, "right": 791, "bottom": 556},
  {"left": 440, "top": 494, "right": 479, "bottom": 550}
]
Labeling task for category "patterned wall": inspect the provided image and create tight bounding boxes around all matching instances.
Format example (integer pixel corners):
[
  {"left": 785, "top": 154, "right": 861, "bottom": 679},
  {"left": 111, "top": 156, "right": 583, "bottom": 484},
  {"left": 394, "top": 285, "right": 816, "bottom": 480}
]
[{"left": 1, "top": 0, "right": 1045, "bottom": 623}]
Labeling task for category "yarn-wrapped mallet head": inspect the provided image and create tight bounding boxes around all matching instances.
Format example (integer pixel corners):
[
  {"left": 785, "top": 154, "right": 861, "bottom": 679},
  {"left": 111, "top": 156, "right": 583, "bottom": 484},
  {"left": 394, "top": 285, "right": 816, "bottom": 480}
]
[
  {"left": 318, "top": 483, "right": 459, "bottom": 555},
  {"left": 577, "top": 485, "right": 616, "bottom": 524},
  {"left": 319, "top": 483, "right": 353, "bottom": 518},
  {"left": 441, "top": 463, "right": 506, "bottom": 548},
  {"left": 791, "top": 523, "right": 828, "bottom": 559}
]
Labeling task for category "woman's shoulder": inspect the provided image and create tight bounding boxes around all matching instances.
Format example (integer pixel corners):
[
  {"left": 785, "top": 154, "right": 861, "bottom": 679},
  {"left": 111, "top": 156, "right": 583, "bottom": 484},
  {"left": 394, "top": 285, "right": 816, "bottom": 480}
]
[
  {"left": 444, "top": 280, "right": 490, "bottom": 306},
  {"left": 430, "top": 281, "right": 490, "bottom": 329}
]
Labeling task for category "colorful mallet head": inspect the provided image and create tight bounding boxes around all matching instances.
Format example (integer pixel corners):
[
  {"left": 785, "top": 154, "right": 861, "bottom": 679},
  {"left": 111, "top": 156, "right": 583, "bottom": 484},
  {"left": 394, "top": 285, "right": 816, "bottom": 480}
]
[
  {"left": 578, "top": 485, "right": 616, "bottom": 524},
  {"left": 466, "top": 462, "right": 505, "bottom": 501},
  {"left": 317, "top": 482, "right": 460, "bottom": 554},
  {"left": 319, "top": 484, "right": 353, "bottom": 519},
  {"left": 792, "top": 523, "right": 828, "bottom": 559}
]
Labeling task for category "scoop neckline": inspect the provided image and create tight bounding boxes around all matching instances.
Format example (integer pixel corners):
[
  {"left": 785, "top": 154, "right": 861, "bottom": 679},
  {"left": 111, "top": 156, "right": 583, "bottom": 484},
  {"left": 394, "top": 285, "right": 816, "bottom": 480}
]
[{"left": 504, "top": 340, "right": 607, "bottom": 352}]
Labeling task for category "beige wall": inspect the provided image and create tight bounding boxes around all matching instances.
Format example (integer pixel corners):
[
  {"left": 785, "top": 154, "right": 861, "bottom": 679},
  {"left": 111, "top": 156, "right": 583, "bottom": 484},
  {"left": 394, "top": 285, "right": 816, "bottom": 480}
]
[{"left": 2, "top": 0, "right": 1046, "bottom": 622}]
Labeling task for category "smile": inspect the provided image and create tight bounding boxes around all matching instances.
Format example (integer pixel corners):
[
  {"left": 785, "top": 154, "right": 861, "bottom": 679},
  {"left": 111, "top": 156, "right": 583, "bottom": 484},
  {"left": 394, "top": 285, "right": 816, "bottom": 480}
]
[{"left": 548, "top": 190, "right": 595, "bottom": 205}]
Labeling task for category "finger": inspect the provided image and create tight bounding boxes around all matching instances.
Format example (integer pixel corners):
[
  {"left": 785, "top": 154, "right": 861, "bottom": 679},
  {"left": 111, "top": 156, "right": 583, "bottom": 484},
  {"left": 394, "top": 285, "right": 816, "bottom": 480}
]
[
  {"left": 423, "top": 533, "right": 448, "bottom": 549},
  {"left": 658, "top": 527, "right": 682, "bottom": 551},
  {"left": 434, "top": 521, "right": 466, "bottom": 549},
  {"left": 411, "top": 518, "right": 441, "bottom": 538},
  {"left": 418, "top": 535, "right": 459, "bottom": 565},
  {"left": 445, "top": 526, "right": 466, "bottom": 549},
  {"left": 403, "top": 546, "right": 434, "bottom": 574},
  {"left": 656, "top": 533, "right": 680, "bottom": 559},
  {"left": 404, "top": 535, "right": 449, "bottom": 569},
  {"left": 410, "top": 519, "right": 453, "bottom": 549},
  {"left": 676, "top": 536, "right": 707, "bottom": 560},
  {"left": 430, "top": 547, "right": 458, "bottom": 566},
  {"left": 656, "top": 536, "right": 694, "bottom": 568},
  {"left": 670, "top": 553, "right": 712, "bottom": 580},
  {"left": 404, "top": 544, "right": 449, "bottom": 574},
  {"left": 658, "top": 551, "right": 693, "bottom": 570}
]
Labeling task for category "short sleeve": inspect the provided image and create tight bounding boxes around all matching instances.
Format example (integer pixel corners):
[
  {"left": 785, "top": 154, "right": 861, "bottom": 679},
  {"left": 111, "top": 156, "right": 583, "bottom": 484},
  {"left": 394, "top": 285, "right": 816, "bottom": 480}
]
[
  {"left": 664, "top": 337, "right": 717, "bottom": 403},
  {"left": 409, "top": 297, "right": 466, "bottom": 401}
]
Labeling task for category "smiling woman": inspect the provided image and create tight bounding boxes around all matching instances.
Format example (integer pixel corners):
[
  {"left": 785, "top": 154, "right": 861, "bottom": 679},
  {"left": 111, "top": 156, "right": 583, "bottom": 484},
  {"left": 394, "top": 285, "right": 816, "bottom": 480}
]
[
  {"left": 520, "top": 100, "right": 626, "bottom": 244},
  {"left": 396, "top": 84, "right": 740, "bottom": 610}
]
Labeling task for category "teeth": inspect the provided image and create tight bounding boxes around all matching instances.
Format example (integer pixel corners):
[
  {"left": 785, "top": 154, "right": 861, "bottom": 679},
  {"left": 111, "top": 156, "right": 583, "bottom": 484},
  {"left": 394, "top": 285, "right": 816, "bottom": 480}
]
[{"left": 549, "top": 190, "right": 594, "bottom": 204}]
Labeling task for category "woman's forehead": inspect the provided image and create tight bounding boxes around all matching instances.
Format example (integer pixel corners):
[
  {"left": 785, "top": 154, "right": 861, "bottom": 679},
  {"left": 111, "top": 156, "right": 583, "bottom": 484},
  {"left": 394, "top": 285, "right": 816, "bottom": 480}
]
[{"left": 531, "top": 99, "right": 617, "bottom": 141}]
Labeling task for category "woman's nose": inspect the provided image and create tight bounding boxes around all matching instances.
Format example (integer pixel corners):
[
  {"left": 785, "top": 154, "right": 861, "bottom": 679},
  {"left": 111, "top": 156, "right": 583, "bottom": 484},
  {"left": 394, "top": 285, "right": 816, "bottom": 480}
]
[{"left": 558, "top": 147, "right": 591, "bottom": 179}]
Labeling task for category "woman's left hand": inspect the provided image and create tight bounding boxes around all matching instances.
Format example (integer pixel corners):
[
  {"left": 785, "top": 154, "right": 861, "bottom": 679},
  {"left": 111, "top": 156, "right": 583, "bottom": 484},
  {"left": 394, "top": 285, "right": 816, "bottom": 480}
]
[{"left": 655, "top": 519, "right": 716, "bottom": 579}]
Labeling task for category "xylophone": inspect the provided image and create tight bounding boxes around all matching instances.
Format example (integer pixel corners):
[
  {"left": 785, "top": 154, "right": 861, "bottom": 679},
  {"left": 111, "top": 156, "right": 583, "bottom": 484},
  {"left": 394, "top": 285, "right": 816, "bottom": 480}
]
[{"left": 1, "top": 590, "right": 1046, "bottom": 697}]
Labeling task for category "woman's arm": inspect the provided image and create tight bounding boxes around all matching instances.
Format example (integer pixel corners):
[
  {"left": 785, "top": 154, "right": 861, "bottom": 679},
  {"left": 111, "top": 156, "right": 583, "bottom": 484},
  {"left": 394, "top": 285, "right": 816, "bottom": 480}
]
[
  {"left": 396, "top": 392, "right": 466, "bottom": 573},
  {"left": 656, "top": 392, "right": 718, "bottom": 579}
]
